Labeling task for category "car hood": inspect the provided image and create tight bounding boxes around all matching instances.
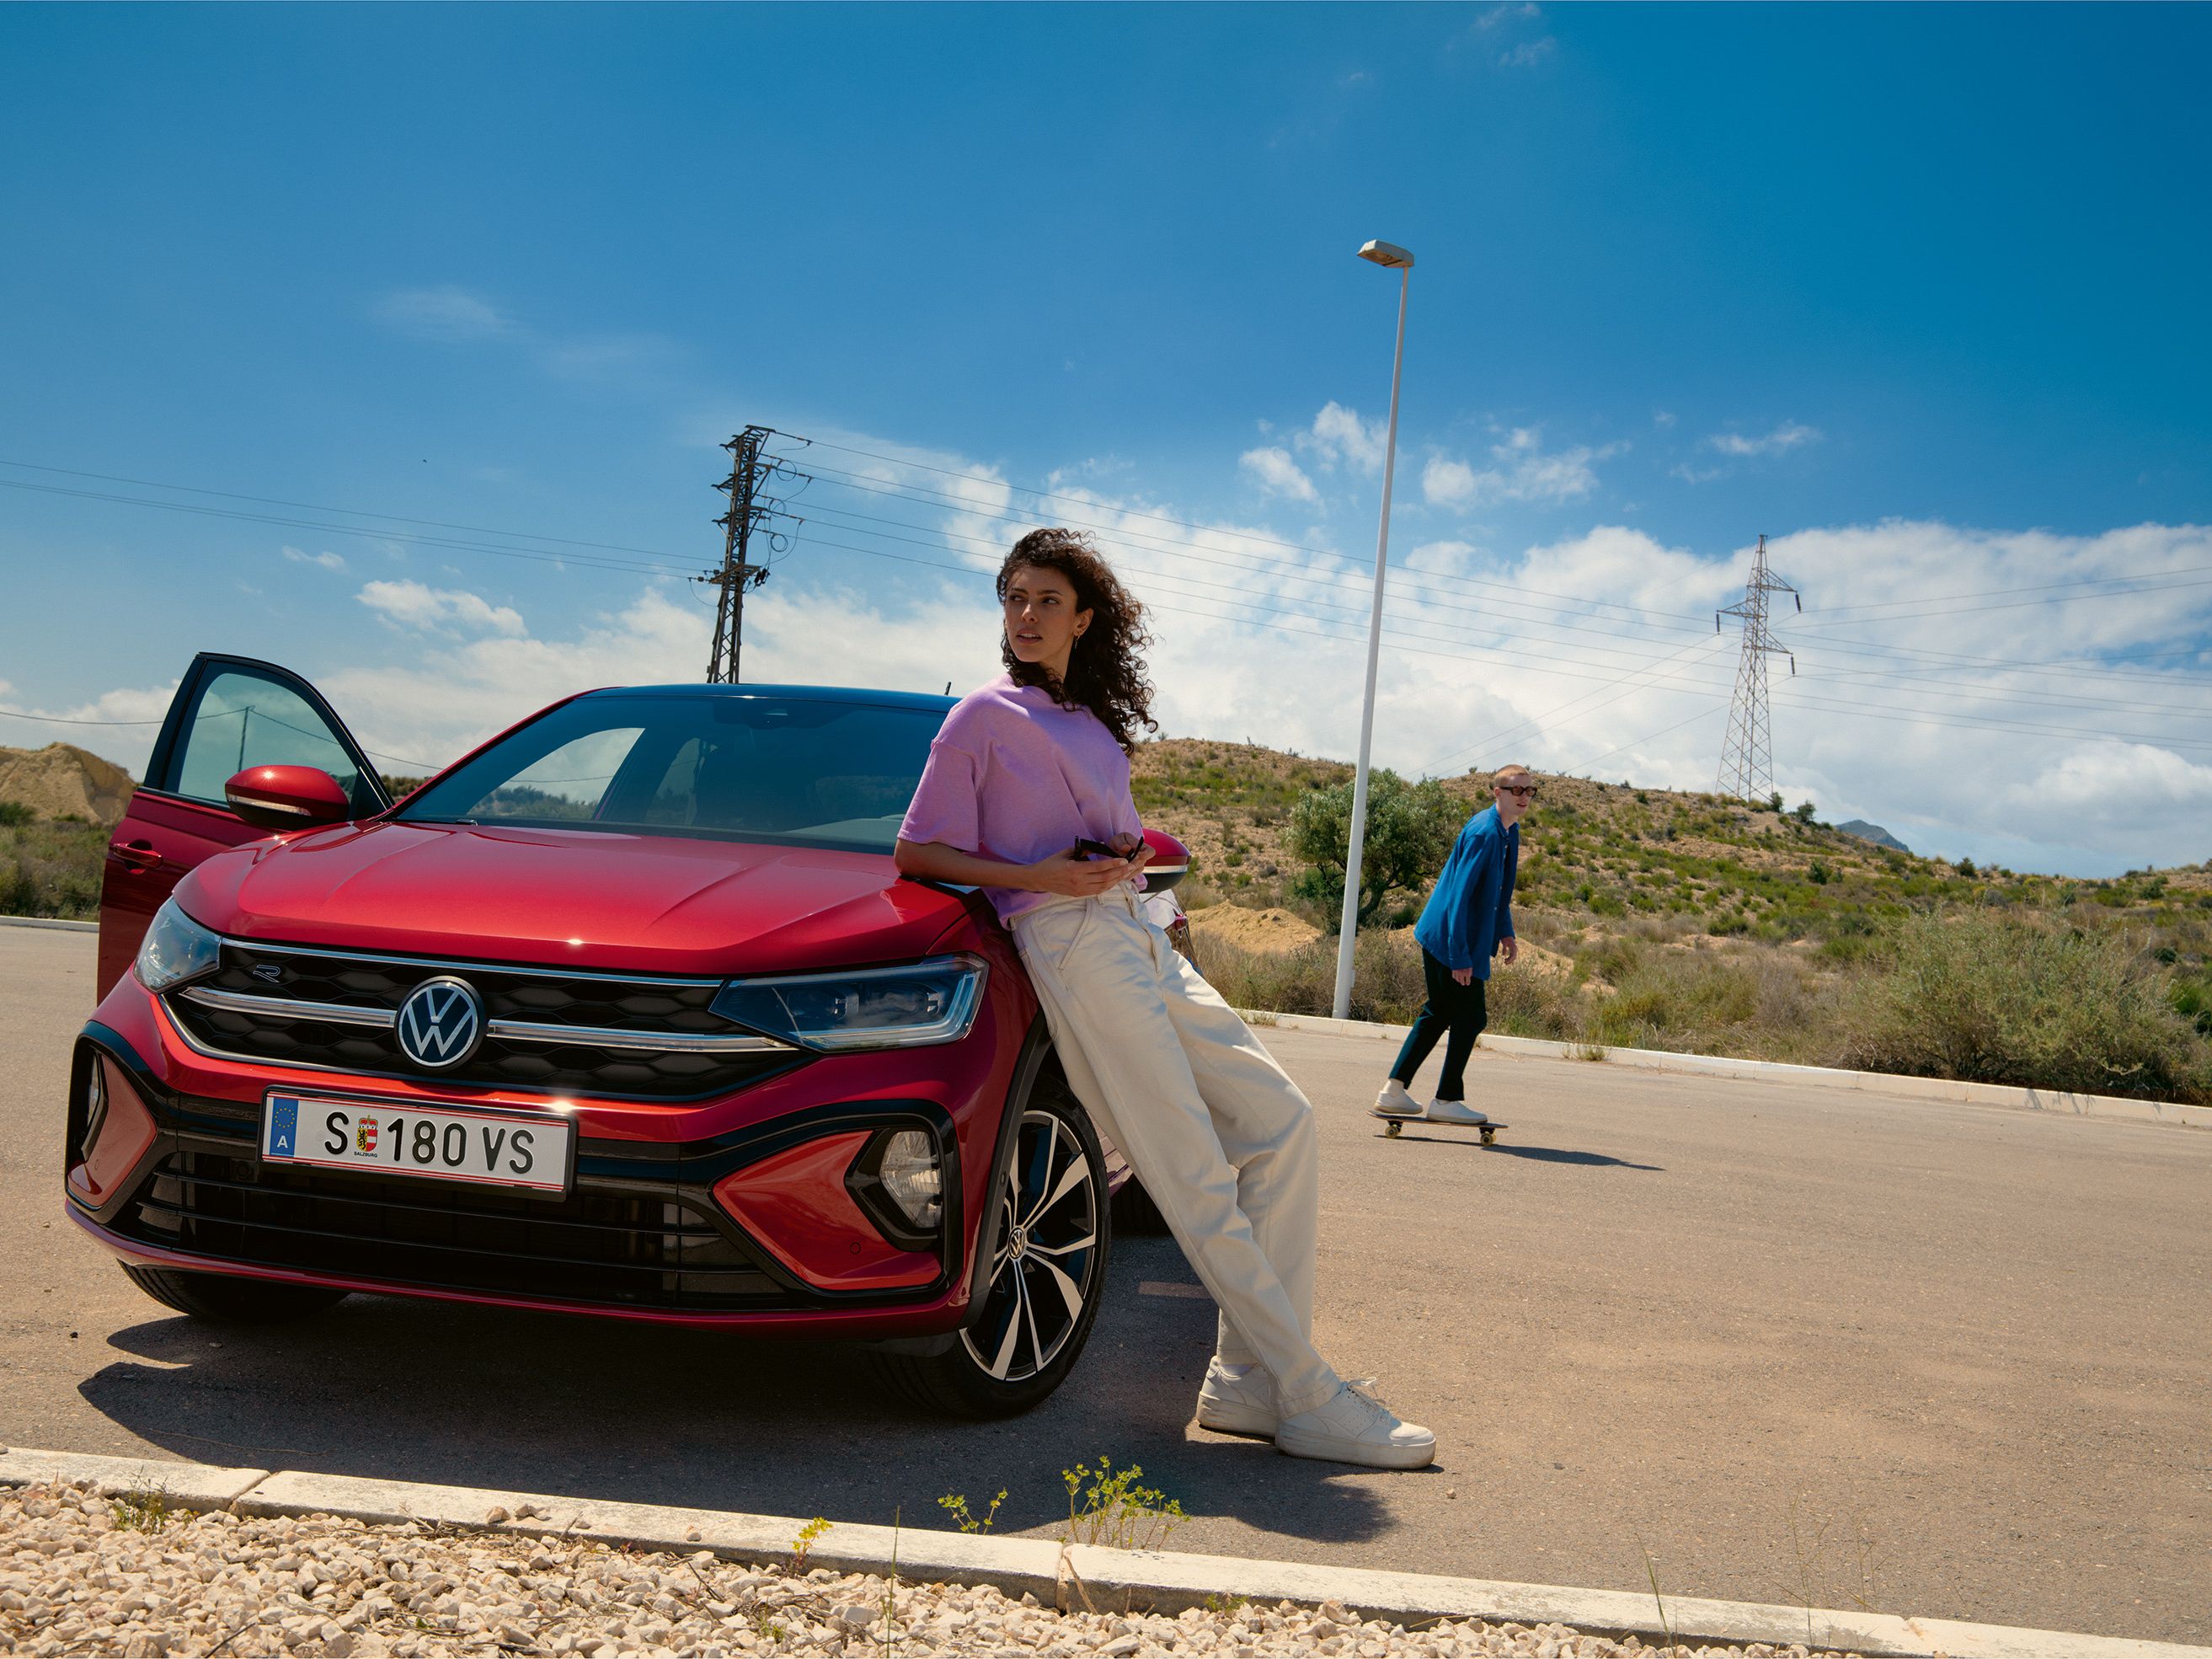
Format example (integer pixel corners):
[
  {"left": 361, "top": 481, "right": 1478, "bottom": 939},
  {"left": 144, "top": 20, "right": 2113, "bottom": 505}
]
[{"left": 177, "top": 820, "right": 976, "bottom": 976}]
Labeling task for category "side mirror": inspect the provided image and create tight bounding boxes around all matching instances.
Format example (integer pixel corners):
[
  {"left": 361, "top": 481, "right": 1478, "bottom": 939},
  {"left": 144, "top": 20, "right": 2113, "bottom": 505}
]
[
  {"left": 224, "top": 765, "right": 355, "bottom": 832},
  {"left": 1141, "top": 827, "right": 1190, "bottom": 893}
]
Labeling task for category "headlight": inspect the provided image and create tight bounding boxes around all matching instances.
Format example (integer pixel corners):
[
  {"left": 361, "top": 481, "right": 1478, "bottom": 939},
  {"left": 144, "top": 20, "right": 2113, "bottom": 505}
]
[
  {"left": 136, "top": 898, "right": 222, "bottom": 993},
  {"left": 710, "top": 955, "right": 987, "bottom": 1052}
]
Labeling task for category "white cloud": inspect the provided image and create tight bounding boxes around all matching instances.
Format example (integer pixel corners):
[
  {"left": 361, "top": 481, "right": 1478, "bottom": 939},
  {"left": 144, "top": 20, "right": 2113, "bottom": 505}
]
[
  {"left": 1296, "top": 402, "right": 1388, "bottom": 475},
  {"left": 1424, "top": 428, "right": 1623, "bottom": 508},
  {"left": 539, "top": 332, "right": 682, "bottom": 383},
  {"left": 1652, "top": 409, "right": 1677, "bottom": 429},
  {"left": 282, "top": 546, "right": 346, "bottom": 572},
  {"left": 1473, "top": 3, "right": 1540, "bottom": 28},
  {"left": 371, "top": 286, "right": 512, "bottom": 343},
  {"left": 1707, "top": 421, "right": 1822, "bottom": 458},
  {"left": 1239, "top": 446, "right": 1321, "bottom": 506},
  {"left": 45, "top": 399, "right": 2212, "bottom": 880},
  {"left": 1499, "top": 37, "right": 1557, "bottom": 67},
  {"left": 356, "top": 580, "right": 526, "bottom": 638},
  {"left": 0, "top": 679, "right": 179, "bottom": 779}
]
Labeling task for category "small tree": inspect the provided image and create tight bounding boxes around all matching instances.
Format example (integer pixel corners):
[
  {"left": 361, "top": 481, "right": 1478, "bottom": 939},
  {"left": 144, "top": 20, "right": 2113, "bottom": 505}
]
[
  {"left": 1793, "top": 800, "right": 1816, "bottom": 825},
  {"left": 1766, "top": 791, "right": 1785, "bottom": 813},
  {"left": 1289, "top": 770, "right": 1459, "bottom": 933}
]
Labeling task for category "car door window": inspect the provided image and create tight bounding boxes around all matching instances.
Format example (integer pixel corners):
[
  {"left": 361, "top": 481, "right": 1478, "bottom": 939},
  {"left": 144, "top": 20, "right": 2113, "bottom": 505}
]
[{"left": 172, "top": 670, "right": 374, "bottom": 812}]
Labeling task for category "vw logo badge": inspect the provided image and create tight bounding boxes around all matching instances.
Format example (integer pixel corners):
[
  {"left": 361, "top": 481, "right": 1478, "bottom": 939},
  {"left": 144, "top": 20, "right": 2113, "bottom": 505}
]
[{"left": 395, "top": 976, "right": 484, "bottom": 1070}]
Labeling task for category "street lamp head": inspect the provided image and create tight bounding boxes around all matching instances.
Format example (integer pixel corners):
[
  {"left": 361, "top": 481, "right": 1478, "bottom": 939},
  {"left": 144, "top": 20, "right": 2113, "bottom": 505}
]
[{"left": 1358, "top": 239, "right": 1414, "bottom": 270}]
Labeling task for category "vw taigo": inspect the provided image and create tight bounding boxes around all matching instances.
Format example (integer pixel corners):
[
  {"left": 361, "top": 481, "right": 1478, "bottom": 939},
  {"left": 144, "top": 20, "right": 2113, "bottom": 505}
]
[{"left": 67, "top": 653, "right": 1183, "bottom": 1416}]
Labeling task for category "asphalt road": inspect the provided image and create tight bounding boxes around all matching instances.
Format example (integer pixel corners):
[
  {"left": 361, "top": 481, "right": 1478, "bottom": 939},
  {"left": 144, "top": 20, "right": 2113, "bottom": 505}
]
[{"left": 5, "top": 923, "right": 2208, "bottom": 1644}]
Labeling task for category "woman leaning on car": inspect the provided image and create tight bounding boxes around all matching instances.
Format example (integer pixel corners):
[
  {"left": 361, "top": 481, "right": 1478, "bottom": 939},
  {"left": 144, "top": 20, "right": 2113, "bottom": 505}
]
[{"left": 893, "top": 527, "right": 1435, "bottom": 1469}]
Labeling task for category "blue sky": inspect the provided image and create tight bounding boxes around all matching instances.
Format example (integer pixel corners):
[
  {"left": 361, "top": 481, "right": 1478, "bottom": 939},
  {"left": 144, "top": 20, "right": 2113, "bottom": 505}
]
[{"left": 3, "top": 4, "right": 2209, "bottom": 875}]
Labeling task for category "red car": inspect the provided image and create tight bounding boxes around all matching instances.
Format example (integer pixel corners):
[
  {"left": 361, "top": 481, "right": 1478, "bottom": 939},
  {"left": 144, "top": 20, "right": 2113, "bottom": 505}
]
[{"left": 67, "top": 654, "right": 1186, "bottom": 1416}]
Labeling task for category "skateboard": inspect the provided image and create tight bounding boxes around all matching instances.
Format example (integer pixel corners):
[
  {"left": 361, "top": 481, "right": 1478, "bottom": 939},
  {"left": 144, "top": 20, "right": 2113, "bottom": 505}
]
[{"left": 1371, "top": 1110, "right": 1505, "bottom": 1146}]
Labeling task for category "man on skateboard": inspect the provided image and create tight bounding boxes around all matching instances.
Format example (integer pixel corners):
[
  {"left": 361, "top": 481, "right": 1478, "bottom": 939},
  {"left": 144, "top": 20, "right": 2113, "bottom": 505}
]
[{"left": 1375, "top": 763, "right": 1532, "bottom": 1126}]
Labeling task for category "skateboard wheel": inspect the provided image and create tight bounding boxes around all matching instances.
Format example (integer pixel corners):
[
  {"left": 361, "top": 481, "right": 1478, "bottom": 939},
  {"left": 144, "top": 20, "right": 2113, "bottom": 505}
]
[
  {"left": 1479, "top": 1127, "right": 1496, "bottom": 1145},
  {"left": 1384, "top": 1120, "right": 1403, "bottom": 1138}
]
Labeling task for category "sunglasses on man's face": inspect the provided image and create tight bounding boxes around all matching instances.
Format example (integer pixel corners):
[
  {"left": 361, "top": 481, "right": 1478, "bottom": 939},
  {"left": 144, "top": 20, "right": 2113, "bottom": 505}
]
[{"left": 1499, "top": 784, "right": 1539, "bottom": 798}]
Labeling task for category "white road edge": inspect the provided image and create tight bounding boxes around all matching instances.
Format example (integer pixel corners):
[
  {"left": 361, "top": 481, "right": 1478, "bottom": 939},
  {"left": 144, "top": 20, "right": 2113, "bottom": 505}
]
[{"left": 1239, "top": 1009, "right": 2212, "bottom": 1132}]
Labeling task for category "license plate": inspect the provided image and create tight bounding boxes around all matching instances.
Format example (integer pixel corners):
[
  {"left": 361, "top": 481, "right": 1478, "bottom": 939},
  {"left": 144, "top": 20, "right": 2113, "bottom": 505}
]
[{"left": 260, "top": 1093, "right": 573, "bottom": 1193}]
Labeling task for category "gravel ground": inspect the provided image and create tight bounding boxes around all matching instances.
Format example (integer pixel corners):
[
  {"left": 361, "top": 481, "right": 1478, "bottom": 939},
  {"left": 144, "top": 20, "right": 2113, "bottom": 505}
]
[{"left": 0, "top": 1480, "right": 1862, "bottom": 1659}]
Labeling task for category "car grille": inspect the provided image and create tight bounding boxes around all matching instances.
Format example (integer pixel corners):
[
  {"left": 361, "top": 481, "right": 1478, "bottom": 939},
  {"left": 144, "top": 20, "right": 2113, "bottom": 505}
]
[
  {"left": 115, "top": 1149, "right": 800, "bottom": 1311},
  {"left": 165, "top": 943, "right": 803, "bottom": 1100}
]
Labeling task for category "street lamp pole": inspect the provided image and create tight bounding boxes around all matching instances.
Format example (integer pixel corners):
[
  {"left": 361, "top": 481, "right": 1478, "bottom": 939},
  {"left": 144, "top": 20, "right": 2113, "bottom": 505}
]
[{"left": 1333, "top": 238, "right": 1413, "bottom": 1019}]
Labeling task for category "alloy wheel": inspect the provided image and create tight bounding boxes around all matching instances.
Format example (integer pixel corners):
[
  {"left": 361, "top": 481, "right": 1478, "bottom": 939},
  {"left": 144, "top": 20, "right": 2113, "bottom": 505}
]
[{"left": 960, "top": 1106, "right": 1101, "bottom": 1383}]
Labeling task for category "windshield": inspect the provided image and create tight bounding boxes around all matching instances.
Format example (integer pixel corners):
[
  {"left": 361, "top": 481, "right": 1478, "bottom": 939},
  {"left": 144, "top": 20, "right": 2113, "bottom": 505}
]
[{"left": 397, "top": 693, "right": 945, "bottom": 854}]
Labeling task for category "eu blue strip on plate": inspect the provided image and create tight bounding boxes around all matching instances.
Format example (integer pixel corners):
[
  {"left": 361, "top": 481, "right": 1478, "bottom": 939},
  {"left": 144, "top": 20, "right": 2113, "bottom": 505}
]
[{"left": 268, "top": 1094, "right": 299, "bottom": 1156}]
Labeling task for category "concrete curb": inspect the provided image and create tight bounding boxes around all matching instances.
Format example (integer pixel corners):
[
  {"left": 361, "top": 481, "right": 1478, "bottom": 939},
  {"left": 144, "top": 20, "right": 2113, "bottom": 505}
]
[
  {"left": 1238, "top": 1009, "right": 2212, "bottom": 1131},
  {"left": 0, "top": 912, "right": 97, "bottom": 933},
  {"left": 4, "top": 1446, "right": 2204, "bottom": 1659}
]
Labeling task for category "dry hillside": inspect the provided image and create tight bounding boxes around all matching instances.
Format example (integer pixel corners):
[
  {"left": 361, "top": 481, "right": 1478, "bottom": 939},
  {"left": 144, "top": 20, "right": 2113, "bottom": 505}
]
[{"left": 0, "top": 742, "right": 136, "bottom": 826}]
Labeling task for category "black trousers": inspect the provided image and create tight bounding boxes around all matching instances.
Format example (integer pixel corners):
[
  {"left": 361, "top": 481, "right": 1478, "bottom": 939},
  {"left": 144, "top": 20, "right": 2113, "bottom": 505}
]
[{"left": 1389, "top": 948, "right": 1488, "bottom": 1101}]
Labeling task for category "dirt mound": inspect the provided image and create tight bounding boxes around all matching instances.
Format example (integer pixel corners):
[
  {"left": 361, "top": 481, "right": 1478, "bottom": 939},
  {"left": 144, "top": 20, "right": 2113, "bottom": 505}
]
[
  {"left": 0, "top": 742, "right": 136, "bottom": 826},
  {"left": 1188, "top": 904, "right": 1322, "bottom": 954}
]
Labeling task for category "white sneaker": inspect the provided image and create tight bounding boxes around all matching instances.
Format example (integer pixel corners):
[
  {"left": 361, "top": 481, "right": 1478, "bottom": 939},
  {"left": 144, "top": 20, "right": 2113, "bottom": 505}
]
[
  {"left": 1275, "top": 1379, "right": 1435, "bottom": 1469},
  {"left": 1425, "top": 1100, "right": 1488, "bottom": 1125},
  {"left": 1195, "top": 1358, "right": 1277, "bottom": 1437},
  {"left": 1372, "top": 1079, "right": 1422, "bottom": 1120}
]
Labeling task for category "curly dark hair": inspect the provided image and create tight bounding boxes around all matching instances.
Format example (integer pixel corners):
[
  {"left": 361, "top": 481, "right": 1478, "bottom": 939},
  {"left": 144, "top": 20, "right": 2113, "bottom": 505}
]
[{"left": 997, "top": 528, "right": 1157, "bottom": 752}]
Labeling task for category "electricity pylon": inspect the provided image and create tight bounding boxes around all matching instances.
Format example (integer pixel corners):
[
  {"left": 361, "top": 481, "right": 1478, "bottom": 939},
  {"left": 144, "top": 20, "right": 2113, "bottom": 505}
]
[
  {"left": 699, "top": 426, "right": 807, "bottom": 683},
  {"left": 1715, "top": 532, "right": 1800, "bottom": 802}
]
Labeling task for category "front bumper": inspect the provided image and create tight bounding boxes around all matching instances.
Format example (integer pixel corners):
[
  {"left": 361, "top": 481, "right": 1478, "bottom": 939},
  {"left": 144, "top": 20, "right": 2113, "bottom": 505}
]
[{"left": 63, "top": 971, "right": 1023, "bottom": 1335}]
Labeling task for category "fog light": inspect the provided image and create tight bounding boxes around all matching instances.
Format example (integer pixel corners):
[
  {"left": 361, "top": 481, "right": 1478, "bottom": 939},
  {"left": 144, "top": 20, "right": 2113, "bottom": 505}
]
[
  {"left": 82, "top": 1056, "right": 110, "bottom": 1161},
  {"left": 878, "top": 1129, "right": 942, "bottom": 1229}
]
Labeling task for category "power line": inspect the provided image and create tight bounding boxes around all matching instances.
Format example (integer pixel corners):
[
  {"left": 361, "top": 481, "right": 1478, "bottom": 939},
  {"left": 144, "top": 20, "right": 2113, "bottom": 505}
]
[
  {"left": 804, "top": 462, "right": 1718, "bottom": 631},
  {"left": 0, "top": 477, "right": 694, "bottom": 580},
  {"left": 1419, "top": 634, "right": 1733, "bottom": 776},
  {"left": 0, "top": 709, "right": 163, "bottom": 726},
  {"left": 13, "top": 448, "right": 2212, "bottom": 752},
  {"left": 1559, "top": 704, "right": 1728, "bottom": 779},
  {"left": 0, "top": 458, "right": 685, "bottom": 559}
]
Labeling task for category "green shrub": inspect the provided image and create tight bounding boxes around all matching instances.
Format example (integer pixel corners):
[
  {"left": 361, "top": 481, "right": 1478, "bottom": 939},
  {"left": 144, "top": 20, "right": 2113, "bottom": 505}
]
[
  {"left": 2171, "top": 975, "right": 2212, "bottom": 1038},
  {"left": 1194, "top": 926, "right": 1429, "bottom": 1025},
  {"left": 1287, "top": 771, "right": 1458, "bottom": 932},
  {"left": 1835, "top": 909, "right": 2211, "bottom": 1101},
  {"left": 0, "top": 801, "right": 34, "bottom": 827},
  {"left": 0, "top": 819, "right": 108, "bottom": 919}
]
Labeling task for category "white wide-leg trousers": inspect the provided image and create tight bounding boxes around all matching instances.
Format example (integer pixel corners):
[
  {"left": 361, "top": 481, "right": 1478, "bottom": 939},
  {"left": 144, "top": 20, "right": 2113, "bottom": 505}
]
[{"left": 1010, "top": 889, "right": 1342, "bottom": 1420}]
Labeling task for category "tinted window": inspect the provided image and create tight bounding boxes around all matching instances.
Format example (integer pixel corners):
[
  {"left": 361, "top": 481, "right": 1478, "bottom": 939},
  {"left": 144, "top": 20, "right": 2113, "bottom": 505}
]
[
  {"left": 398, "top": 694, "right": 944, "bottom": 853},
  {"left": 172, "top": 670, "right": 373, "bottom": 812}
]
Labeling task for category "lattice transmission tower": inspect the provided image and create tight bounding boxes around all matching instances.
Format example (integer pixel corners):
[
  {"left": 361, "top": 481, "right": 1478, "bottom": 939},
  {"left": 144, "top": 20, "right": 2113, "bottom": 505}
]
[
  {"left": 1714, "top": 532, "right": 1800, "bottom": 802},
  {"left": 698, "top": 426, "right": 809, "bottom": 683}
]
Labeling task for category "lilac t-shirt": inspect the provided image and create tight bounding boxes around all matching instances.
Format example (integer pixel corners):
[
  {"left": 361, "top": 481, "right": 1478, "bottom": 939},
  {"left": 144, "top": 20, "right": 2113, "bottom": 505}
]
[{"left": 899, "top": 673, "right": 1144, "bottom": 923}]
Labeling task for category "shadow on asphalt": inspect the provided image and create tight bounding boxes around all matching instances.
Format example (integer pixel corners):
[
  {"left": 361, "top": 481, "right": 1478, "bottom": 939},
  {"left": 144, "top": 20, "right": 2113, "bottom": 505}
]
[
  {"left": 1376, "top": 1133, "right": 1664, "bottom": 1169},
  {"left": 77, "top": 1236, "right": 1394, "bottom": 1548}
]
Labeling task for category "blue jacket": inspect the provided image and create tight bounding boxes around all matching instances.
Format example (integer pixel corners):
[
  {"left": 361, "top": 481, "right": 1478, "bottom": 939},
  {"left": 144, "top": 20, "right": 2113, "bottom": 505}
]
[{"left": 1413, "top": 805, "right": 1518, "bottom": 977}]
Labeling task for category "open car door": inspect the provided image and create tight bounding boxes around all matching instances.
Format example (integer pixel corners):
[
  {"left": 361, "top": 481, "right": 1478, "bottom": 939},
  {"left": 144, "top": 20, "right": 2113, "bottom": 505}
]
[{"left": 96, "top": 653, "right": 392, "bottom": 998}]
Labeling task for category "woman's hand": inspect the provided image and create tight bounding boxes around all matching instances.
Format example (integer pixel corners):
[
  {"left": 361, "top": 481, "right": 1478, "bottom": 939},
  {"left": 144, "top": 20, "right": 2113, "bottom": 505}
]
[
  {"left": 1029, "top": 838, "right": 1152, "bottom": 897},
  {"left": 1108, "top": 831, "right": 1156, "bottom": 874}
]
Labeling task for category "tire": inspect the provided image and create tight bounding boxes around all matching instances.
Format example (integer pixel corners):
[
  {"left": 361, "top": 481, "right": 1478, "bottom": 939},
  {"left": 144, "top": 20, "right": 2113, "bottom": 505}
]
[
  {"left": 120, "top": 1264, "right": 350, "bottom": 1325},
  {"left": 868, "top": 1089, "right": 1110, "bottom": 1418},
  {"left": 1110, "top": 1172, "right": 1173, "bottom": 1237}
]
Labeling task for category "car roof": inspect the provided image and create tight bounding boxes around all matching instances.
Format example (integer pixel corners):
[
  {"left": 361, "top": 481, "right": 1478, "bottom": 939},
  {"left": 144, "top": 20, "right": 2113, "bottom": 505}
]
[{"left": 579, "top": 682, "right": 958, "bottom": 714}]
